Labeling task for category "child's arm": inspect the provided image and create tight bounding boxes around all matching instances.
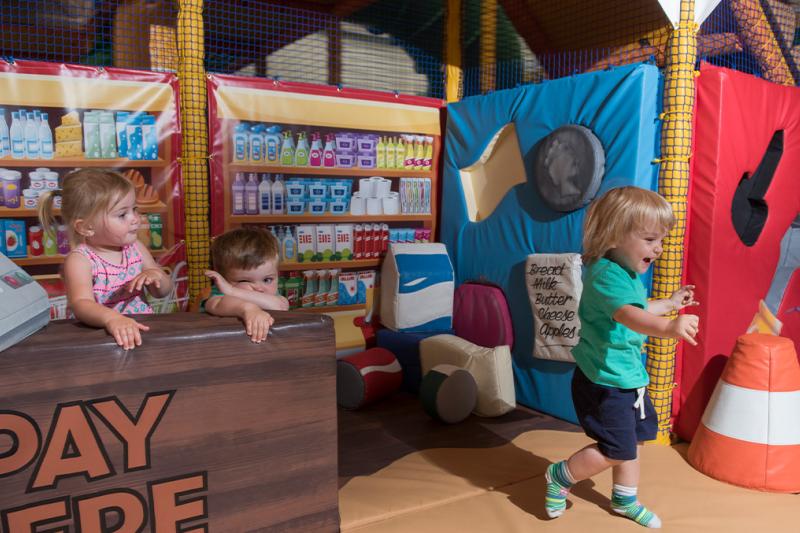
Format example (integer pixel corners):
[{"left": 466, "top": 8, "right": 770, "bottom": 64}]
[
  {"left": 125, "top": 241, "right": 173, "bottom": 299},
  {"left": 205, "top": 270, "right": 289, "bottom": 311},
  {"left": 614, "top": 304, "right": 699, "bottom": 345},
  {"left": 203, "top": 294, "right": 274, "bottom": 343},
  {"left": 64, "top": 253, "right": 150, "bottom": 350},
  {"left": 647, "top": 285, "right": 698, "bottom": 316}
]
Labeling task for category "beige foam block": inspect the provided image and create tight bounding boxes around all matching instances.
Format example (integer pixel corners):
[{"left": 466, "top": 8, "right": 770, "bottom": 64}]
[
  {"left": 340, "top": 429, "right": 591, "bottom": 530},
  {"left": 458, "top": 122, "right": 527, "bottom": 222},
  {"left": 341, "top": 430, "right": 798, "bottom": 532}
]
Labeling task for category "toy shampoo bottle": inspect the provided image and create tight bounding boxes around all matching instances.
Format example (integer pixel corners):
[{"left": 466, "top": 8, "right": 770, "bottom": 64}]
[
  {"left": 280, "top": 131, "right": 295, "bottom": 166},
  {"left": 376, "top": 136, "right": 386, "bottom": 169},
  {"left": 309, "top": 132, "right": 323, "bottom": 166},
  {"left": 264, "top": 126, "right": 281, "bottom": 163},
  {"left": 322, "top": 134, "right": 336, "bottom": 168},
  {"left": 294, "top": 131, "right": 309, "bottom": 166},
  {"left": 404, "top": 135, "right": 415, "bottom": 169}
]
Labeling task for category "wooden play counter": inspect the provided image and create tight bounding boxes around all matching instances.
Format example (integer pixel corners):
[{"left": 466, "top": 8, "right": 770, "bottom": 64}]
[{"left": 0, "top": 312, "right": 338, "bottom": 532}]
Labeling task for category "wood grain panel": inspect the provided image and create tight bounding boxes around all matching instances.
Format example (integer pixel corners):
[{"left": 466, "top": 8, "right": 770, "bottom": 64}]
[{"left": 0, "top": 312, "right": 339, "bottom": 532}]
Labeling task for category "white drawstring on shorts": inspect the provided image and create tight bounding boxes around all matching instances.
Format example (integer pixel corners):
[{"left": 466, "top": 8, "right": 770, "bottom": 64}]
[{"left": 633, "top": 387, "right": 646, "bottom": 420}]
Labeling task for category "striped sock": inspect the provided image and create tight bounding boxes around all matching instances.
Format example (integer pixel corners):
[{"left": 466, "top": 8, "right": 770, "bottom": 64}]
[
  {"left": 611, "top": 484, "right": 662, "bottom": 528},
  {"left": 545, "top": 461, "right": 574, "bottom": 518}
]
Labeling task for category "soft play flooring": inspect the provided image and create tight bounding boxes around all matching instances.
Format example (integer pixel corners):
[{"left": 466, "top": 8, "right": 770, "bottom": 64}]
[{"left": 338, "top": 394, "right": 797, "bottom": 532}]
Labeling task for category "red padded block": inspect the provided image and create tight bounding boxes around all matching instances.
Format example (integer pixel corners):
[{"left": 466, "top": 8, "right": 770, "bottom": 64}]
[
  {"left": 675, "top": 63, "right": 800, "bottom": 441},
  {"left": 453, "top": 282, "right": 514, "bottom": 349}
]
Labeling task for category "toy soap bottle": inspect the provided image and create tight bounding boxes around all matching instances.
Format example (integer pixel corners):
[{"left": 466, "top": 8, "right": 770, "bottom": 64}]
[
  {"left": 231, "top": 172, "right": 246, "bottom": 215},
  {"left": 258, "top": 173, "right": 272, "bottom": 214},
  {"left": 404, "top": 135, "right": 415, "bottom": 169},
  {"left": 309, "top": 132, "right": 323, "bottom": 166},
  {"left": 280, "top": 131, "right": 295, "bottom": 166},
  {"left": 394, "top": 136, "right": 405, "bottom": 169},
  {"left": 385, "top": 136, "right": 396, "bottom": 169},
  {"left": 322, "top": 133, "right": 336, "bottom": 168},
  {"left": 272, "top": 174, "right": 286, "bottom": 214},
  {"left": 423, "top": 136, "right": 433, "bottom": 170},
  {"left": 294, "top": 131, "right": 309, "bottom": 166},
  {"left": 376, "top": 136, "right": 386, "bottom": 169},
  {"left": 245, "top": 173, "right": 259, "bottom": 215},
  {"left": 414, "top": 135, "right": 425, "bottom": 170},
  {"left": 264, "top": 125, "right": 282, "bottom": 163}
]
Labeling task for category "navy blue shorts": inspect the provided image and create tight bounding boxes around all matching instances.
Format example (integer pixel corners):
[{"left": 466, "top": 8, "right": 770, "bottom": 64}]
[{"left": 571, "top": 366, "right": 657, "bottom": 461}]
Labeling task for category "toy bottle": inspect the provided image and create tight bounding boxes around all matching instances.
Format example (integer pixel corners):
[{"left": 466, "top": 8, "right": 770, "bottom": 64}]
[
  {"left": 9, "top": 112, "right": 24, "bottom": 159},
  {"left": 39, "top": 112, "right": 53, "bottom": 160},
  {"left": 272, "top": 174, "right": 286, "bottom": 214},
  {"left": 258, "top": 173, "right": 272, "bottom": 214},
  {"left": 233, "top": 123, "right": 249, "bottom": 162},
  {"left": 309, "top": 132, "right": 323, "bottom": 166},
  {"left": 423, "top": 136, "right": 433, "bottom": 170},
  {"left": 0, "top": 108, "right": 10, "bottom": 157},
  {"left": 294, "top": 131, "right": 309, "bottom": 166},
  {"left": 282, "top": 225, "right": 297, "bottom": 262},
  {"left": 414, "top": 135, "right": 425, "bottom": 170},
  {"left": 395, "top": 136, "right": 405, "bottom": 169},
  {"left": 404, "top": 135, "right": 415, "bottom": 169},
  {"left": 376, "top": 136, "right": 386, "bottom": 169},
  {"left": 280, "top": 131, "right": 296, "bottom": 166},
  {"left": 25, "top": 112, "right": 39, "bottom": 159},
  {"left": 385, "top": 136, "right": 396, "bottom": 169},
  {"left": 264, "top": 125, "right": 281, "bottom": 163},
  {"left": 245, "top": 173, "right": 259, "bottom": 214},
  {"left": 322, "top": 134, "right": 336, "bottom": 168},
  {"left": 232, "top": 172, "right": 246, "bottom": 215},
  {"left": 250, "top": 124, "right": 264, "bottom": 163}
]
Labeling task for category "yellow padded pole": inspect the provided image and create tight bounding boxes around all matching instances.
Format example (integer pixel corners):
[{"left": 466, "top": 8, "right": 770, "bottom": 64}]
[
  {"left": 177, "top": 0, "right": 211, "bottom": 303},
  {"left": 445, "top": 0, "right": 463, "bottom": 102},
  {"left": 480, "top": 0, "right": 497, "bottom": 94},
  {"left": 647, "top": 0, "right": 697, "bottom": 445}
]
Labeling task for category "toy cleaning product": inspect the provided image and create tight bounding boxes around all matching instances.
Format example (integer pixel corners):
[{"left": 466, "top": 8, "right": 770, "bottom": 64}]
[
  {"left": 258, "top": 173, "right": 272, "bottom": 214},
  {"left": 285, "top": 271, "right": 303, "bottom": 309},
  {"left": 9, "top": 112, "right": 24, "bottom": 159},
  {"left": 302, "top": 270, "right": 318, "bottom": 308},
  {"left": 326, "top": 269, "right": 339, "bottom": 306},
  {"left": 272, "top": 174, "right": 286, "bottom": 214},
  {"left": 99, "top": 111, "right": 117, "bottom": 159},
  {"left": 294, "top": 131, "right": 309, "bottom": 166},
  {"left": 395, "top": 136, "right": 405, "bottom": 169},
  {"left": 315, "top": 269, "right": 330, "bottom": 307},
  {"left": 403, "top": 135, "right": 415, "bottom": 169},
  {"left": 233, "top": 123, "right": 249, "bottom": 162},
  {"left": 282, "top": 225, "right": 297, "bottom": 262},
  {"left": 376, "top": 136, "right": 386, "bottom": 169},
  {"left": 264, "top": 125, "right": 281, "bottom": 163},
  {"left": 245, "top": 173, "right": 259, "bottom": 215},
  {"left": 115, "top": 111, "right": 129, "bottom": 158},
  {"left": 231, "top": 172, "right": 246, "bottom": 215},
  {"left": 423, "top": 136, "right": 433, "bottom": 170},
  {"left": 322, "top": 134, "right": 336, "bottom": 167},
  {"left": 0, "top": 108, "right": 10, "bottom": 157},
  {"left": 280, "top": 131, "right": 295, "bottom": 166},
  {"left": 122, "top": 112, "right": 141, "bottom": 160},
  {"left": 309, "top": 132, "right": 323, "bottom": 166},
  {"left": 250, "top": 124, "right": 264, "bottom": 163},
  {"left": 384, "top": 136, "right": 395, "bottom": 169},
  {"left": 38, "top": 113, "right": 53, "bottom": 160},
  {"left": 24, "top": 112, "right": 39, "bottom": 159},
  {"left": 414, "top": 135, "right": 424, "bottom": 170}
]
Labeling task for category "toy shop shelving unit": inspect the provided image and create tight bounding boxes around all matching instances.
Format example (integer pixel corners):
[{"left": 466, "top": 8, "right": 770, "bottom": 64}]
[
  {"left": 0, "top": 61, "right": 184, "bottom": 276},
  {"left": 207, "top": 74, "right": 443, "bottom": 318}
]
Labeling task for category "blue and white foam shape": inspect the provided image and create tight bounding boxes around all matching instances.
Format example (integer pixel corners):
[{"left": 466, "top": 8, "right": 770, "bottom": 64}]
[{"left": 380, "top": 243, "right": 454, "bottom": 332}]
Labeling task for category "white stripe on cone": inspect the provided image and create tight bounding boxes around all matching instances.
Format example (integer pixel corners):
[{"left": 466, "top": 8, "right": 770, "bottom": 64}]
[{"left": 702, "top": 381, "right": 800, "bottom": 445}]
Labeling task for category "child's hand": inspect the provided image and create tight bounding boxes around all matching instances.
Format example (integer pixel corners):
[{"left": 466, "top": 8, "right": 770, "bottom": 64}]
[
  {"left": 126, "top": 268, "right": 165, "bottom": 294},
  {"left": 205, "top": 270, "right": 234, "bottom": 294},
  {"left": 667, "top": 314, "right": 699, "bottom": 345},
  {"left": 669, "top": 285, "right": 699, "bottom": 312},
  {"left": 242, "top": 304, "right": 274, "bottom": 343},
  {"left": 104, "top": 315, "right": 150, "bottom": 350}
]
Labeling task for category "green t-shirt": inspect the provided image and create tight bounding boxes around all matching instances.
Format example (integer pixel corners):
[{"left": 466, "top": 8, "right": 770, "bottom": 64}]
[
  {"left": 199, "top": 285, "right": 223, "bottom": 313},
  {"left": 571, "top": 257, "right": 649, "bottom": 388}
]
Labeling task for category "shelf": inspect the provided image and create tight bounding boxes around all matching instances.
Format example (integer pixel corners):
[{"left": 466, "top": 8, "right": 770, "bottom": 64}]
[
  {"left": 279, "top": 258, "right": 381, "bottom": 271},
  {"left": 11, "top": 248, "right": 168, "bottom": 266},
  {"left": 0, "top": 156, "right": 168, "bottom": 168},
  {"left": 0, "top": 202, "right": 167, "bottom": 217},
  {"left": 232, "top": 214, "right": 432, "bottom": 223},
  {"left": 290, "top": 304, "right": 365, "bottom": 313},
  {"left": 228, "top": 163, "right": 434, "bottom": 178}
]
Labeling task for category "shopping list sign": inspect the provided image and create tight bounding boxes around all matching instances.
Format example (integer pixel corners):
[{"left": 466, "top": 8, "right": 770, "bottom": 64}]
[{"left": 525, "top": 253, "right": 582, "bottom": 362}]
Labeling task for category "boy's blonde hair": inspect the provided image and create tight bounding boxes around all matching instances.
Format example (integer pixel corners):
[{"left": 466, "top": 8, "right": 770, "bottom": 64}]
[
  {"left": 38, "top": 168, "right": 135, "bottom": 247},
  {"left": 582, "top": 186, "right": 674, "bottom": 264},
  {"left": 211, "top": 226, "right": 280, "bottom": 278}
]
